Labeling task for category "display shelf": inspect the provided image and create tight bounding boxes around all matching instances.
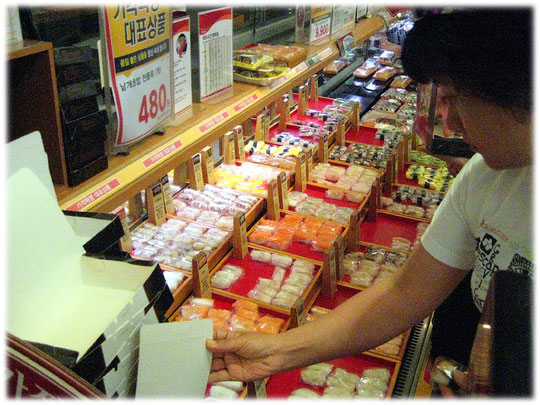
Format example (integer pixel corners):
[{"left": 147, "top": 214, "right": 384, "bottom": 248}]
[
  {"left": 164, "top": 273, "right": 193, "bottom": 318},
  {"left": 55, "top": 17, "right": 385, "bottom": 214},
  {"left": 7, "top": 40, "right": 68, "bottom": 186},
  {"left": 209, "top": 247, "right": 322, "bottom": 316},
  {"left": 265, "top": 353, "right": 400, "bottom": 399}
]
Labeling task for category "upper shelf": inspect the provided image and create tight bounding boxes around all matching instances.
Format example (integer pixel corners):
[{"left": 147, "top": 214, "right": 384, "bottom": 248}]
[{"left": 54, "top": 17, "right": 384, "bottom": 213}]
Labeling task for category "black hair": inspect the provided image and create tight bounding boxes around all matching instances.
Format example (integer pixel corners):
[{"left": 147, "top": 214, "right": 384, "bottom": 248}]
[{"left": 401, "top": 8, "right": 532, "bottom": 111}]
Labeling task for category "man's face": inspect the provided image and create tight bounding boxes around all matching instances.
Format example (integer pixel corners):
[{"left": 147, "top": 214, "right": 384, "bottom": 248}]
[{"left": 437, "top": 84, "right": 532, "bottom": 170}]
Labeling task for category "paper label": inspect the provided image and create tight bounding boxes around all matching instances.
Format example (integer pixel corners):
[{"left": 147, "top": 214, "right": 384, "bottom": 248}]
[
  {"left": 233, "top": 213, "right": 248, "bottom": 258},
  {"left": 193, "top": 253, "right": 211, "bottom": 298},
  {"left": 278, "top": 172, "right": 289, "bottom": 210},
  {"left": 293, "top": 298, "right": 307, "bottom": 327},
  {"left": 149, "top": 182, "right": 165, "bottom": 225},
  {"left": 160, "top": 175, "right": 176, "bottom": 214},
  {"left": 191, "top": 153, "right": 204, "bottom": 190}
]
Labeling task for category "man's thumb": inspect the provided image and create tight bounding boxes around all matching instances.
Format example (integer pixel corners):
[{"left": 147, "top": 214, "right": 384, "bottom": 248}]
[{"left": 206, "top": 337, "right": 240, "bottom": 353}]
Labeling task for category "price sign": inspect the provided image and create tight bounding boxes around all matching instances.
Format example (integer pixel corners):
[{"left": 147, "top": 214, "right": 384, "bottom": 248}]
[
  {"left": 201, "top": 146, "right": 214, "bottom": 184},
  {"left": 306, "top": 147, "right": 314, "bottom": 181},
  {"left": 112, "top": 206, "right": 133, "bottom": 252},
  {"left": 146, "top": 182, "right": 166, "bottom": 225},
  {"left": 102, "top": 6, "right": 173, "bottom": 147},
  {"left": 309, "top": 6, "right": 332, "bottom": 45},
  {"left": 189, "top": 153, "right": 204, "bottom": 190},
  {"left": 233, "top": 125, "right": 246, "bottom": 160},
  {"left": 291, "top": 297, "right": 307, "bottom": 327},
  {"left": 278, "top": 171, "right": 289, "bottom": 210},
  {"left": 295, "top": 153, "right": 307, "bottom": 191},
  {"left": 160, "top": 175, "right": 176, "bottom": 214},
  {"left": 322, "top": 246, "right": 337, "bottom": 296},
  {"left": 192, "top": 252, "right": 211, "bottom": 299},
  {"left": 233, "top": 212, "right": 248, "bottom": 259},
  {"left": 267, "top": 180, "right": 280, "bottom": 220}
]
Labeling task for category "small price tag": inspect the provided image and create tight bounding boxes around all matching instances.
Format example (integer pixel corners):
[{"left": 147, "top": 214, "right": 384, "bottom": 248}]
[
  {"left": 224, "top": 131, "right": 236, "bottom": 164},
  {"left": 112, "top": 206, "right": 133, "bottom": 252},
  {"left": 333, "top": 236, "right": 345, "bottom": 281},
  {"left": 146, "top": 182, "right": 166, "bottom": 226},
  {"left": 295, "top": 152, "right": 307, "bottom": 191},
  {"left": 255, "top": 114, "right": 264, "bottom": 141},
  {"left": 201, "top": 146, "right": 214, "bottom": 184},
  {"left": 306, "top": 148, "right": 313, "bottom": 182},
  {"left": 189, "top": 153, "right": 204, "bottom": 190},
  {"left": 234, "top": 125, "right": 246, "bottom": 160},
  {"left": 278, "top": 171, "right": 289, "bottom": 210},
  {"left": 192, "top": 252, "right": 212, "bottom": 299},
  {"left": 160, "top": 175, "right": 175, "bottom": 215},
  {"left": 298, "top": 85, "right": 307, "bottom": 116},
  {"left": 128, "top": 192, "right": 144, "bottom": 221},
  {"left": 322, "top": 246, "right": 337, "bottom": 296},
  {"left": 291, "top": 297, "right": 307, "bottom": 327},
  {"left": 319, "top": 134, "right": 329, "bottom": 163},
  {"left": 263, "top": 113, "right": 271, "bottom": 140},
  {"left": 233, "top": 212, "right": 248, "bottom": 259},
  {"left": 310, "top": 74, "right": 319, "bottom": 102},
  {"left": 267, "top": 179, "right": 280, "bottom": 220}
]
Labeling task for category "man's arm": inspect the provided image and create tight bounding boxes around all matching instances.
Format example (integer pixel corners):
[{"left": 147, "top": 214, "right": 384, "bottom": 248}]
[{"left": 208, "top": 244, "right": 469, "bottom": 382}]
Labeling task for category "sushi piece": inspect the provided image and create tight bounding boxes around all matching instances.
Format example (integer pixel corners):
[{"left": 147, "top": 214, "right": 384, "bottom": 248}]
[
  {"left": 362, "top": 368, "right": 391, "bottom": 383},
  {"left": 289, "top": 388, "right": 320, "bottom": 399},
  {"left": 209, "top": 384, "right": 238, "bottom": 399},
  {"left": 323, "top": 386, "right": 354, "bottom": 398},
  {"left": 299, "top": 363, "right": 334, "bottom": 386},
  {"left": 270, "top": 253, "right": 293, "bottom": 269},
  {"left": 232, "top": 299, "right": 258, "bottom": 313},
  {"left": 250, "top": 250, "right": 272, "bottom": 263}
]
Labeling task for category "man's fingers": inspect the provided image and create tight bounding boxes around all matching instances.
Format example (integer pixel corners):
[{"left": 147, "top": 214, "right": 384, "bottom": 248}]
[
  {"left": 211, "top": 358, "right": 226, "bottom": 372},
  {"left": 453, "top": 370, "right": 468, "bottom": 390},
  {"left": 208, "top": 370, "right": 232, "bottom": 384}
]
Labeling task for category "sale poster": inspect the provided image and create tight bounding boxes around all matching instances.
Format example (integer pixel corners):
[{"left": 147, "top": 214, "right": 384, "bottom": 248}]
[
  {"left": 309, "top": 5, "right": 332, "bottom": 46},
  {"left": 102, "top": 5, "right": 173, "bottom": 146},
  {"left": 172, "top": 16, "right": 192, "bottom": 115},
  {"left": 198, "top": 8, "right": 233, "bottom": 103},
  {"left": 331, "top": 5, "right": 356, "bottom": 38}
]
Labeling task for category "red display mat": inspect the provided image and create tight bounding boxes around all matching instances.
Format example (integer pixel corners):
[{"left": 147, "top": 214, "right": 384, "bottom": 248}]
[
  {"left": 312, "top": 284, "right": 359, "bottom": 310},
  {"left": 345, "top": 126, "right": 384, "bottom": 146},
  {"left": 211, "top": 247, "right": 321, "bottom": 306},
  {"left": 265, "top": 354, "right": 397, "bottom": 399},
  {"left": 360, "top": 212, "right": 419, "bottom": 250},
  {"left": 289, "top": 96, "right": 339, "bottom": 124},
  {"left": 248, "top": 212, "right": 344, "bottom": 263}
]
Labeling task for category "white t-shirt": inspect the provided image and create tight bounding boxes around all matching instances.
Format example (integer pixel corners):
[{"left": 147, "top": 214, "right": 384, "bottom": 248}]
[{"left": 421, "top": 153, "right": 533, "bottom": 312}]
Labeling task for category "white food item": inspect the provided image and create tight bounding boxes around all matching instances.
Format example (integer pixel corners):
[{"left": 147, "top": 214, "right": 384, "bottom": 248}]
[
  {"left": 356, "top": 377, "right": 388, "bottom": 392},
  {"left": 289, "top": 388, "right": 320, "bottom": 399},
  {"left": 270, "top": 253, "right": 293, "bottom": 269},
  {"left": 251, "top": 250, "right": 272, "bottom": 263},
  {"left": 209, "top": 384, "right": 239, "bottom": 399},
  {"left": 362, "top": 368, "right": 391, "bottom": 383},
  {"left": 323, "top": 386, "right": 354, "bottom": 398},
  {"left": 215, "top": 381, "right": 244, "bottom": 392}
]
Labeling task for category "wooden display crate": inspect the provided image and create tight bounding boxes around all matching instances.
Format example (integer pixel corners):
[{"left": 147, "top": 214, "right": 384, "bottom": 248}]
[
  {"left": 209, "top": 247, "right": 323, "bottom": 318},
  {"left": 247, "top": 211, "right": 349, "bottom": 264},
  {"left": 130, "top": 216, "right": 233, "bottom": 275},
  {"left": 265, "top": 353, "right": 400, "bottom": 399}
]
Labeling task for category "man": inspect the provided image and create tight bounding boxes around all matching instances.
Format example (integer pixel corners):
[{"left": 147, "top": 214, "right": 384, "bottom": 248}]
[{"left": 206, "top": 9, "right": 533, "bottom": 390}]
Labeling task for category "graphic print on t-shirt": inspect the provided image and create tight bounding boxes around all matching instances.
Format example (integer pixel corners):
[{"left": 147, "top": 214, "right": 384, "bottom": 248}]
[
  {"left": 472, "top": 233, "right": 534, "bottom": 311},
  {"left": 508, "top": 253, "right": 534, "bottom": 278},
  {"left": 472, "top": 233, "right": 500, "bottom": 310}
]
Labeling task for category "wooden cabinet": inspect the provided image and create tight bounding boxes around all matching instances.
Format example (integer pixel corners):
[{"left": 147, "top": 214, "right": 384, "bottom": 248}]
[{"left": 7, "top": 40, "right": 68, "bottom": 186}]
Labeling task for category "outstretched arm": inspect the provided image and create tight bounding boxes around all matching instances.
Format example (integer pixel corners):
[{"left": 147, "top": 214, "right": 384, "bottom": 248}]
[{"left": 207, "top": 244, "right": 469, "bottom": 382}]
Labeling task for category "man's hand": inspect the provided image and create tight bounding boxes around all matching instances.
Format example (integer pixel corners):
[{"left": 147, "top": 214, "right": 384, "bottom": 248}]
[{"left": 206, "top": 329, "right": 284, "bottom": 383}]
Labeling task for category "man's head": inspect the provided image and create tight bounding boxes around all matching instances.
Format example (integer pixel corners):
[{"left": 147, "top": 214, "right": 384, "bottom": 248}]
[{"left": 402, "top": 9, "right": 532, "bottom": 169}]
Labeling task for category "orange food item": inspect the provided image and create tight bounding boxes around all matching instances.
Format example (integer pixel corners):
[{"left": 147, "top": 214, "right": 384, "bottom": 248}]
[
  {"left": 234, "top": 308, "right": 260, "bottom": 322},
  {"left": 233, "top": 299, "right": 259, "bottom": 313},
  {"left": 208, "top": 308, "right": 232, "bottom": 321},
  {"left": 312, "top": 235, "right": 336, "bottom": 252},
  {"left": 256, "top": 322, "right": 281, "bottom": 334},
  {"left": 259, "top": 315, "right": 285, "bottom": 328},
  {"left": 180, "top": 303, "right": 209, "bottom": 319},
  {"left": 259, "top": 219, "right": 279, "bottom": 227},
  {"left": 374, "top": 67, "right": 397, "bottom": 81},
  {"left": 227, "top": 315, "right": 257, "bottom": 332},
  {"left": 266, "top": 233, "right": 292, "bottom": 251},
  {"left": 174, "top": 315, "right": 191, "bottom": 322},
  {"left": 211, "top": 318, "right": 229, "bottom": 331},
  {"left": 248, "top": 228, "right": 273, "bottom": 244}
]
